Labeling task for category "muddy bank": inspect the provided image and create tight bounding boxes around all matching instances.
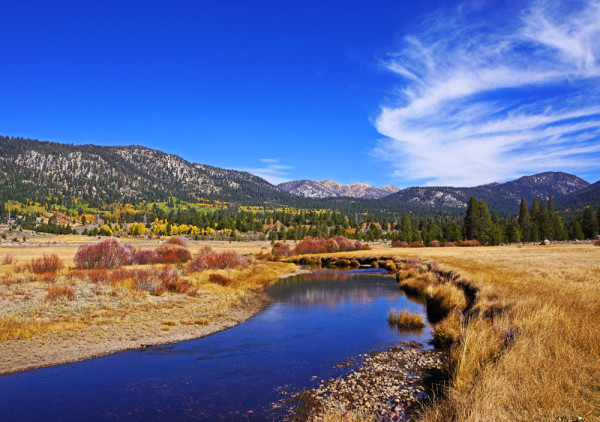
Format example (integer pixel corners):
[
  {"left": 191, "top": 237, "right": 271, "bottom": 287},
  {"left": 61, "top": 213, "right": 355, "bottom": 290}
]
[
  {"left": 287, "top": 342, "right": 447, "bottom": 421},
  {"left": 0, "top": 293, "right": 272, "bottom": 376}
]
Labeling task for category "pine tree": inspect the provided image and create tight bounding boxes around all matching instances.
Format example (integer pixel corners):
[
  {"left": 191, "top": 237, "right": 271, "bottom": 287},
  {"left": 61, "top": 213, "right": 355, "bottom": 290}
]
[
  {"left": 518, "top": 198, "right": 530, "bottom": 241},
  {"left": 581, "top": 208, "right": 599, "bottom": 239},
  {"left": 506, "top": 220, "right": 522, "bottom": 243},
  {"left": 400, "top": 214, "right": 412, "bottom": 242},
  {"left": 529, "top": 198, "right": 540, "bottom": 242},
  {"left": 477, "top": 200, "right": 493, "bottom": 244},
  {"left": 573, "top": 221, "right": 585, "bottom": 240},
  {"left": 538, "top": 201, "right": 554, "bottom": 240},
  {"left": 464, "top": 196, "right": 479, "bottom": 240}
]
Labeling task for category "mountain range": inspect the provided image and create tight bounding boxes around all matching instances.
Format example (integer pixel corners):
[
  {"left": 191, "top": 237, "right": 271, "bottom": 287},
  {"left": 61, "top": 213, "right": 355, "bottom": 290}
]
[
  {"left": 278, "top": 180, "right": 399, "bottom": 199},
  {"left": 1, "top": 136, "right": 597, "bottom": 214}
]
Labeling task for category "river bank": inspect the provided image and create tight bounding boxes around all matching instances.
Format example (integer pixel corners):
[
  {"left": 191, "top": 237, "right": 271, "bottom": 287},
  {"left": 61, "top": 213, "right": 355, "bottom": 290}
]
[
  {"left": 0, "top": 292, "right": 274, "bottom": 375},
  {"left": 288, "top": 342, "right": 447, "bottom": 421}
]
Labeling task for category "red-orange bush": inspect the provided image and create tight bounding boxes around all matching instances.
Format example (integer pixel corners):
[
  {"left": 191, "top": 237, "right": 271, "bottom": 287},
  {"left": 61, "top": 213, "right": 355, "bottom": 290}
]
[
  {"left": 45, "top": 285, "right": 75, "bottom": 302},
  {"left": 392, "top": 240, "right": 408, "bottom": 248},
  {"left": 132, "top": 249, "right": 158, "bottom": 265},
  {"left": 160, "top": 266, "right": 192, "bottom": 293},
  {"left": 155, "top": 244, "right": 192, "bottom": 264},
  {"left": 272, "top": 242, "right": 293, "bottom": 257},
  {"left": 429, "top": 240, "right": 441, "bottom": 247},
  {"left": 409, "top": 241, "right": 426, "bottom": 248},
  {"left": 460, "top": 240, "right": 482, "bottom": 247},
  {"left": 74, "top": 239, "right": 134, "bottom": 269},
  {"left": 293, "top": 236, "right": 371, "bottom": 255},
  {"left": 186, "top": 247, "right": 252, "bottom": 272},
  {"left": 325, "top": 238, "right": 340, "bottom": 253},
  {"left": 29, "top": 254, "right": 64, "bottom": 274},
  {"left": 443, "top": 242, "right": 457, "bottom": 247},
  {"left": 593, "top": 239, "right": 600, "bottom": 246},
  {"left": 208, "top": 273, "right": 234, "bottom": 286}
]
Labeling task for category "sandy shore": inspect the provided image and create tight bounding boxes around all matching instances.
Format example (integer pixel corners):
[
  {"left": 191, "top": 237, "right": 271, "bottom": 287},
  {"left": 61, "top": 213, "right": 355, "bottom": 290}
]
[{"left": 0, "top": 292, "right": 273, "bottom": 375}]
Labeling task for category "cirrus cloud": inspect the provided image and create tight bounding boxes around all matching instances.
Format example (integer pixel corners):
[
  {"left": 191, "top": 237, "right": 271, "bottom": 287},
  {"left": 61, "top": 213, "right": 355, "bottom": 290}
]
[{"left": 374, "top": 0, "right": 600, "bottom": 187}]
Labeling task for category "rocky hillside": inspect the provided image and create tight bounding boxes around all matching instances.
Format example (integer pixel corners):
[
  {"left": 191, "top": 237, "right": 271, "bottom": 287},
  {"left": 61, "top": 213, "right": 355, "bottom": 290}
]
[
  {"left": 383, "top": 172, "right": 590, "bottom": 213},
  {"left": 278, "top": 179, "right": 399, "bottom": 199},
  {"left": 0, "top": 136, "right": 298, "bottom": 204},
  {"left": 556, "top": 180, "right": 600, "bottom": 210}
]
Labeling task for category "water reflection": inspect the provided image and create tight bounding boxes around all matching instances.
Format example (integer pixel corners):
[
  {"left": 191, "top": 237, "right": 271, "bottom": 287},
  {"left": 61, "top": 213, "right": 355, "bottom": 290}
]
[{"left": 268, "top": 271, "right": 404, "bottom": 306}]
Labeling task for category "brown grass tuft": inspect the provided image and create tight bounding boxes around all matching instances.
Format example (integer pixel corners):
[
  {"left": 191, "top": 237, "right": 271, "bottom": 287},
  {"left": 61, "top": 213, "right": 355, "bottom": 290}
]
[
  {"left": 29, "top": 254, "right": 64, "bottom": 274},
  {"left": 387, "top": 309, "right": 425, "bottom": 329},
  {"left": 45, "top": 285, "right": 75, "bottom": 302},
  {"left": 208, "top": 273, "right": 234, "bottom": 286}
]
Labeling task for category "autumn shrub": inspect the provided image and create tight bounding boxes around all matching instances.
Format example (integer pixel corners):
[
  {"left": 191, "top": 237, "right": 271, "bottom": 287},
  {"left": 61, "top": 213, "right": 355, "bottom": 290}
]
[
  {"left": 45, "top": 285, "right": 75, "bottom": 302},
  {"left": 2, "top": 254, "right": 15, "bottom": 265},
  {"left": 325, "top": 238, "right": 340, "bottom": 253},
  {"left": 429, "top": 240, "right": 441, "bottom": 247},
  {"left": 443, "top": 241, "right": 457, "bottom": 247},
  {"left": 87, "top": 269, "right": 110, "bottom": 283},
  {"left": 593, "top": 239, "right": 600, "bottom": 246},
  {"left": 272, "top": 241, "right": 293, "bottom": 257},
  {"left": 167, "top": 237, "right": 187, "bottom": 246},
  {"left": 293, "top": 236, "right": 370, "bottom": 255},
  {"left": 160, "top": 266, "right": 192, "bottom": 293},
  {"left": 74, "top": 239, "right": 134, "bottom": 269},
  {"left": 460, "top": 239, "right": 482, "bottom": 247},
  {"left": 392, "top": 240, "right": 408, "bottom": 248},
  {"left": 154, "top": 244, "right": 192, "bottom": 264},
  {"left": 409, "top": 241, "right": 426, "bottom": 248},
  {"left": 132, "top": 249, "right": 158, "bottom": 265},
  {"left": 208, "top": 273, "right": 234, "bottom": 286},
  {"left": 29, "top": 254, "right": 64, "bottom": 274},
  {"left": 186, "top": 247, "right": 252, "bottom": 272}
]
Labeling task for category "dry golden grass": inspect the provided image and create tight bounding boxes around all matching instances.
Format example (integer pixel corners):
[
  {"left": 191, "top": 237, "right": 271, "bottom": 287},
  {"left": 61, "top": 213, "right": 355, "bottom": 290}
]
[
  {"left": 0, "top": 240, "right": 296, "bottom": 347},
  {"left": 387, "top": 309, "right": 425, "bottom": 329},
  {"left": 315, "top": 244, "right": 600, "bottom": 421}
]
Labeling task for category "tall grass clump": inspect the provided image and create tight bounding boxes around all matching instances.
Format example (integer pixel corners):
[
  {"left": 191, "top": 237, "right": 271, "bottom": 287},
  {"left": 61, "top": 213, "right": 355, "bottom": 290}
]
[
  {"left": 74, "top": 239, "right": 134, "bottom": 269},
  {"left": 186, "top": 247, "right": 252, "bottom": 272},
  {"left": 387, "top": 309, "right": 425, "bottom": 329},
  {"left": 29, "top": 254, "right": 64, "bottom": 274},
  {"left": 2, "top": 254, "right": 16, "bottom": 265},
  {"left": 425, "top": 283, "right": 467, "bottom": 323}
]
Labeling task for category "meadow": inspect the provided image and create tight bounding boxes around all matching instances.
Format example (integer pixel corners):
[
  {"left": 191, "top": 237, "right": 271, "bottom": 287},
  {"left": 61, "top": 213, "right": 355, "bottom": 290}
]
[
  {"left": 0, "top": 236, "right": 296, "bottom": 374},
  {"left": 1, "top": 235, "right": 598, "bottom": 421},
  {"left": 316, "top": 242, "right": 600, "bottom": 421}
]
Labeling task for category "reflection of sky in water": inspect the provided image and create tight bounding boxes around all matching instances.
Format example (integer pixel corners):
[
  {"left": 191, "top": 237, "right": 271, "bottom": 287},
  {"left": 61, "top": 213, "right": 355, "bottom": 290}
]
[{"left": 0, "top": 271, "right": 432, "bottom": 421}]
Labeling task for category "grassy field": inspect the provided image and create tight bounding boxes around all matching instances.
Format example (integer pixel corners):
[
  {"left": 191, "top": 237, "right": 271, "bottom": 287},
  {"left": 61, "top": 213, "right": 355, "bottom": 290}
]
[
  {"left": 322, "top": 243, "right": 600, "bottom": 421},
  {"left": 1, "top": 237, "right": 599, "bottom": 420}
]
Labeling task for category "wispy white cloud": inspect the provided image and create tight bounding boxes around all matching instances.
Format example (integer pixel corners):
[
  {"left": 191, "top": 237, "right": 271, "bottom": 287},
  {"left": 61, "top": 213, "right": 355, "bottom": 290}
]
[
  {"left": 243, "top": 158, "right": 293, "bottom": 185},
  {"left": 374, "top": 0, "right": 600, "bottom": 186}
]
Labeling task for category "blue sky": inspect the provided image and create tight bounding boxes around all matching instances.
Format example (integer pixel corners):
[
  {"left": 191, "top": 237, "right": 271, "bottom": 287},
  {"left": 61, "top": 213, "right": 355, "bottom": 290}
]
[{"left": 1, "top": 0, "right": 599, "bottom": 188}]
